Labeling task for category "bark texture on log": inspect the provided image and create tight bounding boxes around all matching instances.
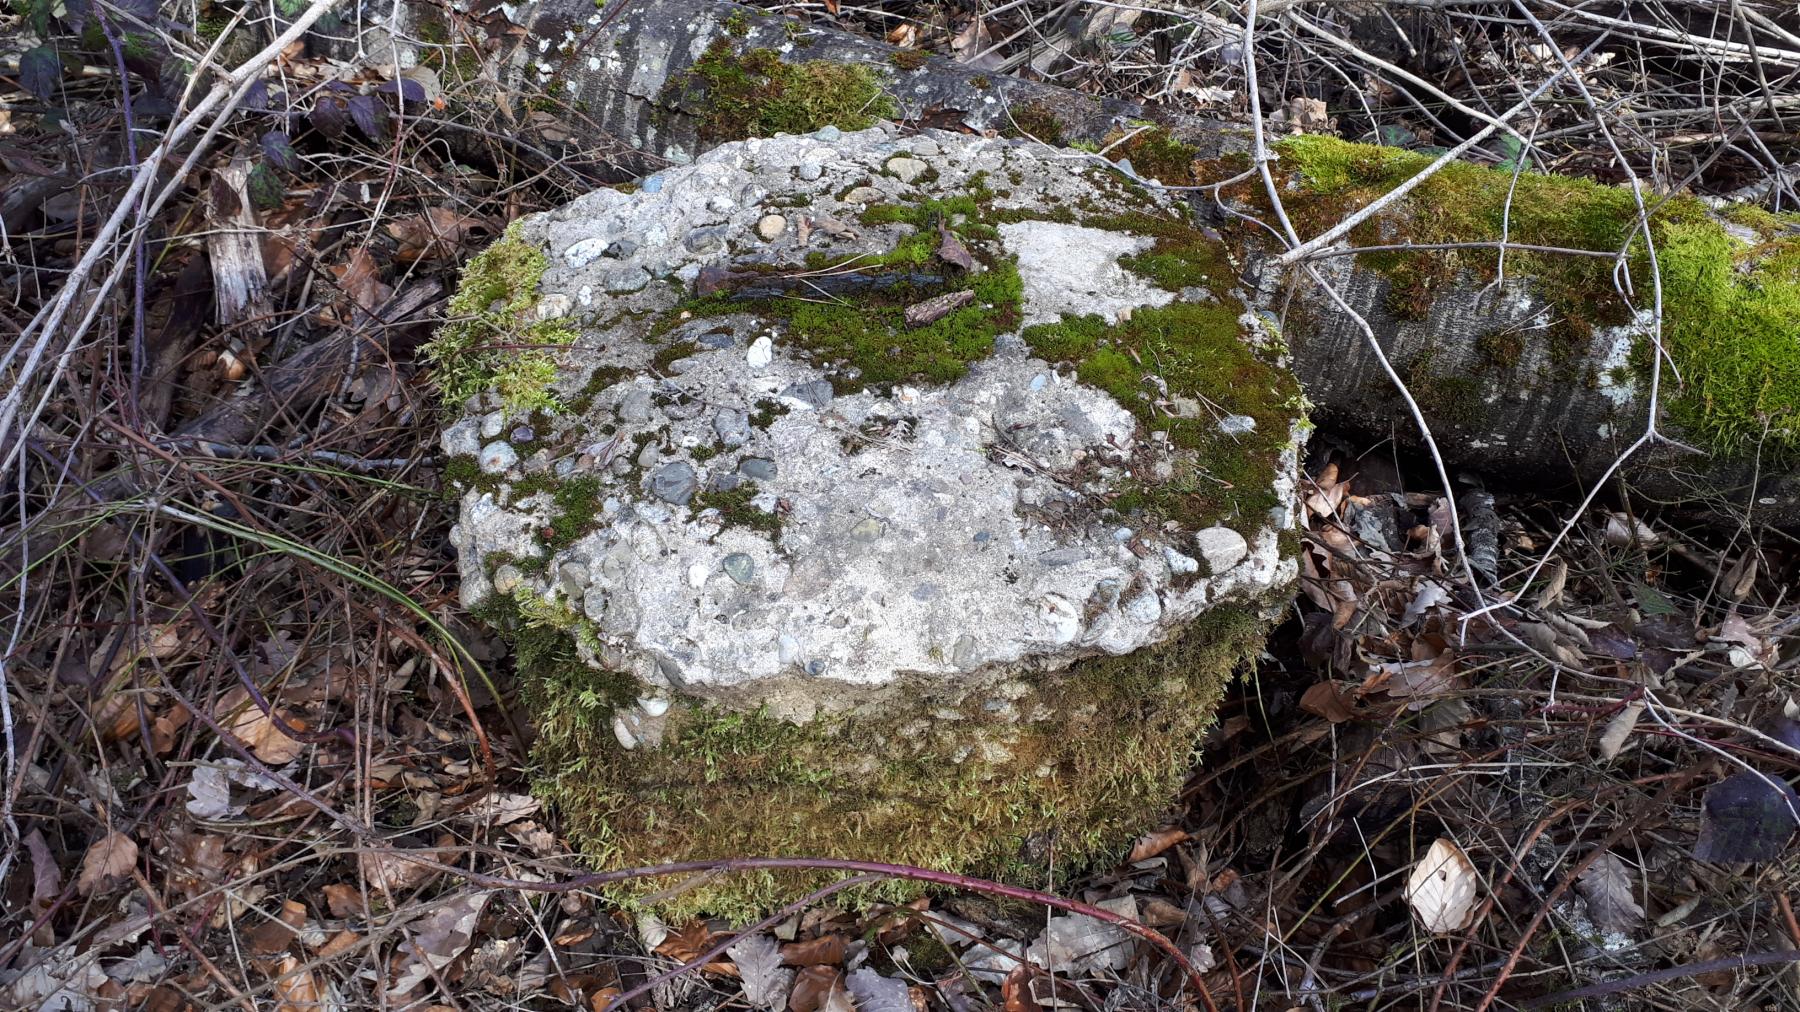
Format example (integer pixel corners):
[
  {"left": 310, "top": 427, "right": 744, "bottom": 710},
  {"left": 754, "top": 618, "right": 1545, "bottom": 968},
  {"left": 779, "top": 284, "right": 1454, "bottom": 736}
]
[{"left": 314, "top": 0, "right": 1796, "bottom": 521}]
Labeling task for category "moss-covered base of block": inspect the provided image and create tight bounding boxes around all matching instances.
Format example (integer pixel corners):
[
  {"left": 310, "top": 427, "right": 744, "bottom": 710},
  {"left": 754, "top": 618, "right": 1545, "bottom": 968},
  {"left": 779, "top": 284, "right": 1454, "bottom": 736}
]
[{"left": 515, "top": 604, "right": 1271, "bottom": 922}]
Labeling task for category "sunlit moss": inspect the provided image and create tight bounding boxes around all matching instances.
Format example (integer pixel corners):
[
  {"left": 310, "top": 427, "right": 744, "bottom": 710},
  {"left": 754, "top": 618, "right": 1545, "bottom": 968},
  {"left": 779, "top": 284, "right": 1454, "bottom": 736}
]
[
  {"left": 426, "top": 223, "right": 576, "bottom": 411},
  {"left": 1266, "top": 134, "right": 1800, "bottom": 454}
]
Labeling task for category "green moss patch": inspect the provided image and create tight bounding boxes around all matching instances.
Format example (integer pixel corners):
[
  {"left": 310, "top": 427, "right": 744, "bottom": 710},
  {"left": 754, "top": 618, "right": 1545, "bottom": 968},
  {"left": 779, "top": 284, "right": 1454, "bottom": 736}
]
[
  {"left": 1021, "top": 304, "right": 1303, "bottom": 528},
  {"left": 426, "top": 223, "right": 575, "bottom": 412},
  {"left": 1262, "top": 135, "right": 1800, "bottom": 454},
  {"left": 691, "top": 483, "right": 783, "bottom": 538},
  {"left": 663, "top": 201, "right": 1024, "bottom": 393},
  {"left": 519, "top": 602, "right": 1270, "bottom": 921},
  {"left": 669, "top": 41, "right": 896, "bottom": 144}
]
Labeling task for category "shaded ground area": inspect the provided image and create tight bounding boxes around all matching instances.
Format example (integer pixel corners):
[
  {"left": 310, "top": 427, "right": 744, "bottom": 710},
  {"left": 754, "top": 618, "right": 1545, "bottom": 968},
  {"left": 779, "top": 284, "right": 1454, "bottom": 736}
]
[{"left": 2, "top": 1, "right": 1798, "bottom": 1010}]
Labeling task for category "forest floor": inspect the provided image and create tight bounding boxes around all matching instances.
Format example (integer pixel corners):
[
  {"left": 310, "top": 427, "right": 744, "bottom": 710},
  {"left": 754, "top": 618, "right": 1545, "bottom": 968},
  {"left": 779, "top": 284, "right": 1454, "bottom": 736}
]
[{"left": 2, "top": 1, "right": 1798, "bottom": 1010}]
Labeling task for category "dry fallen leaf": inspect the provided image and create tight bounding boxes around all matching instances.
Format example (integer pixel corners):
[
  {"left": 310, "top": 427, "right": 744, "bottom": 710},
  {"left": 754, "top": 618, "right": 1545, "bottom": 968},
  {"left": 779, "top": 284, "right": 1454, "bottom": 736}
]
[
  {"left": 272, "top": 955, "right": 323, "bottom": 1012},
  {"left": 216, "top": 687, "right": 308, "bottom": 765},
  {"left": 387, "top": 207, "right": 489, "bottom": 263},
  {"left": 1127, "top": 826, "right": 1189, "bottom": 862},
  {"left": 386, "top": 891, "right": 491, "bottom": 999},
  {"left": 1576, "top": 850, "right": 1643, "bottom": 936},
  {"left": 78, "top": 831, "right": 138, "bottom": 895},
  {"left": 1596, "top": 701, "right": 1646, "bottom": 760},
  {"left": 727, "top": 933, "right": 793, "bottom": 1012},
  {"left": 331, "top": 248, "right": 391, "bottom": 317},
  {"left": 779, "top": 933, "right": 847, "bottom": 967},
  {"left": 1300, "top": 681, "right": 1357, "bottom": 723},
  {"left": 358, "top": 849, "right": 437, "bottom": 894},
  {"left": 1404, "top": 838, "right": 1479, "bottom": 933}
]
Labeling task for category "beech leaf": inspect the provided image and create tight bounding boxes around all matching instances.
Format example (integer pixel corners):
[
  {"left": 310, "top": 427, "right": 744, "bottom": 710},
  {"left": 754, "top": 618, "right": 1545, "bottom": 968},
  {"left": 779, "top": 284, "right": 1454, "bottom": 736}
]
[
  {"left": 78, "top": 831, "right": 138, "bottom": 894},
  {"left": 845, "top": 968, "right": 912, "bottom": 1012},
  {"left": 1404, "top": 837, "right": 1478, "bottom": 933},
  {"left": 1576, "top": 850, "right": 1643, "bottom": 936}
]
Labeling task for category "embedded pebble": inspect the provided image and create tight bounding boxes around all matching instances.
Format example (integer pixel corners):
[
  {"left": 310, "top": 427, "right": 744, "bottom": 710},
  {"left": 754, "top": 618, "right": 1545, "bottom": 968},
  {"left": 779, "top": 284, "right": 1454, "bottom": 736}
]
[
  {"left": 684, "top": 226, "right": 727, "bottom": 253},
  {"left": 797, "top": 162, "right": 824, "bottom": 181},
  {"left": 492, "top": 564, "right": 524, "bottom": 595},
  {"left": 1218, "top": 414, "right": 1258, "bottom": 435},
  {"left": 479, "top": 441, "right": 517, "bottom": 474},
  {"left": 1162, "top": 546, "right": 1200, "bottom": 575},
  {"left": 722, "top": 553, "right": 756, "bottom": 584},
  {"left": 639, "top": 174, "right": 664, "bottom": 193},
  {"left": 747, "top": 335, "right": 774, "bottom": 369},
  {"left": 738, "top": 457, "right": 777, "bottom": 480},
  {"left": 441, "top": 418, "right": 481, "bottom": 456},
  {"left": 603, "top": 267, "right": 651, "bottom": 293},
  {"left": 842, "top": 186, "right": 883, "bottom": 204},
  {"left": 639, "top": 696, "right": 671, "bottom": 717},
  {"left": 849, "top": 517, "right": 887, "bottom": 543},
  {"left": 581, "top": 587, "right": 606, "bottom": 621},
  {"left": 511, "top": 425, "right": 535, "bottom": 443},
  {"left": 617, "top": 388, "right": 652, "bottom": 422},
  {"left": 536, "top": 293, "right": 573, "bottom": 320},
  {"left": 886, "top": 157, "right": 929, "bottom": 184},
  {"left": 480, "top": 411, "right": 506, "bottom": 439},
  {"left": 814, "top": 124, "right": 841, "bottom": 141},
  {"left": 647, "top": 461, "right": 697, "bottom": 504},
  {"left": 1193, "top": 526, "right": 1249, "bottom": 574},
  {"left": 713, "top": 408, "right": 751, "bottom": 446},
  {"left": 612, "top": 712, "right": 641, "bottom": 750},
  {"left": 953, "top": 634, "right": 978, "bottom": 669},
  {"left": 564, "top": 237, "right": 610, "bottom": 268},
  {"left": 707, "top": 471, "right": 741, "bottom": 493},
  {"left": 781, "top": 379, "right": 834, "bottom": 409},
  {"left": 756, "top": 214, "right": 787, "bottom": 240},
  {"left": 605, "top": 236, "right": 640, "bottom": 258}
]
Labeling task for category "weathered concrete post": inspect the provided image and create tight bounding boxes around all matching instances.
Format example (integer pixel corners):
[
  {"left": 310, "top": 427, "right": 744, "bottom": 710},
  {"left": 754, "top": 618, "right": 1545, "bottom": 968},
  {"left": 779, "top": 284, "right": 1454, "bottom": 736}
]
[{"left": 437, "top": 126, "right": 1306, "bottom": 914}]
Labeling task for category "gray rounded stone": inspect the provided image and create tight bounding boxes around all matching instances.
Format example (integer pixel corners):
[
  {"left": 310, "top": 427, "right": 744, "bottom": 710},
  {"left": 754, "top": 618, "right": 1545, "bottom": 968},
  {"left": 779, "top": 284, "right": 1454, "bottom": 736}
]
[
  {"left": 478, "top": 441, "right": 517, "bottom": 474},
  {"left": 722, "top": 552, "right": 756, "bottom": 584},
  {"left": 886, "top": 156, "right": 929, "bottom": 184},
  {"left": 713, "top": 408, "right": 751, "bottom": 446},
  {"left": 617, "top": 388, "right": 653, "bottom": 422},
  {"left": 738, "top": 457, "right": 777, "bottom": 480},
  {"left": 603, "top": 267, "right": 651, "bottom": 293},
  {"left": 647, "top": 461, "right": 697, "bottom": 504}
]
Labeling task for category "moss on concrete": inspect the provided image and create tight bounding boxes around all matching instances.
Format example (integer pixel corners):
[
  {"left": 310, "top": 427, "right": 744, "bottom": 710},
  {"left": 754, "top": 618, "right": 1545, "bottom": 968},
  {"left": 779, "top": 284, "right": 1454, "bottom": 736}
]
[
  {"left": 426, "top": 222, "right": 575, "bottom": 412},
  {"left": 517, "top": 600, "right": 1271, "bottom": 921},
  {"left": 670, "top": 41, "right": 896, "bottom": 144},
  {"left": 691, "top": 482, "right": 783, "bottom": 539},
  {"left": 1263, "top": 135, "right": 1800, "bottom": 455},
  {"left": 1020, "top": 303, "right": 1303, "bottom": 528}
]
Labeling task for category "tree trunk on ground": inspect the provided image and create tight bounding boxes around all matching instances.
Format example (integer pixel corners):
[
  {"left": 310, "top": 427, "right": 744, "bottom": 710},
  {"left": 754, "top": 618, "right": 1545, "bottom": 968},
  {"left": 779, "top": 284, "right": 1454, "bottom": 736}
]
[{"left": 315, "top": 0, "right": 1798, "bottom": 523}]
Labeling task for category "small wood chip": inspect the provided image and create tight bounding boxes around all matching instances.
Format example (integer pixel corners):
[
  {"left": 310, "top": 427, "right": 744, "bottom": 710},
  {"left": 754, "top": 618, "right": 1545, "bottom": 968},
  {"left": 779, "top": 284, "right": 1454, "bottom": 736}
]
[{"left": 903, "top": 289, "right": 975, "bottom": 327}]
